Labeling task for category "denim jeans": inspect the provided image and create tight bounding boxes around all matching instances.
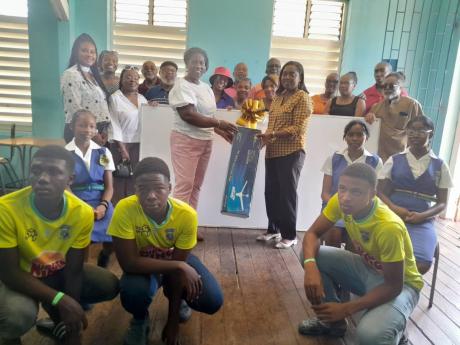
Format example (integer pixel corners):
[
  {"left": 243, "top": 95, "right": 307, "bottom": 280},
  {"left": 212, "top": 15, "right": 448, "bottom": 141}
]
[
  {"left": 302, "top": 246, "right": 420, "bottom": 345},
  {"left": 0, "top": 264, "right": 120, "bottom": 339},
  {"left": 120, "top": 254, "right": 223, "bottom": 320}
]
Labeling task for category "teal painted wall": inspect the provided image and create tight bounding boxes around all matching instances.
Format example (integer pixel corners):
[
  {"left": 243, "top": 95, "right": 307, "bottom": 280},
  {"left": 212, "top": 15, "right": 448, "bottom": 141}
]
[
  {"left": 28, "top": 0, "right": 68, "bottom": 138},
  {"left": 341, "top": 0, "right": 391, "bottom": 94},
  {"left": 73, "top": 0, "right": 112, "bottom": 51},
  {"left": 187, "top": 0, "right": 274, "bottom": 84},
  {"left": 341, "top": 0, "right": 460, "bottom": 157},
  {"left": 27, "top": 0, "right": 111, "bottom": 139}
]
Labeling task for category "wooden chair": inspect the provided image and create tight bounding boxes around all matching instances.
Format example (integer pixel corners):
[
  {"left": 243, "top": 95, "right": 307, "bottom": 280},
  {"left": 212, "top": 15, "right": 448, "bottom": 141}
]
[{"left": 428, "top": 242, "right": 440, "bottom": 308}]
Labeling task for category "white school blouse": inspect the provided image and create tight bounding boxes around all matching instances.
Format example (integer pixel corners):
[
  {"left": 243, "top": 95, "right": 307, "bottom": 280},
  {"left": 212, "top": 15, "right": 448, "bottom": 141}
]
[
  {"left": 321, "top": 148, "right": 383, "bottom": 176},
  {"left": 378, "top": 149, "right": 453, "bottom": 189},
  {"left": 109, "top": 90, "right": 148, "bottom": 143},
  {"left": 65, "top": 139, "right": 115, "bottom": 171}
]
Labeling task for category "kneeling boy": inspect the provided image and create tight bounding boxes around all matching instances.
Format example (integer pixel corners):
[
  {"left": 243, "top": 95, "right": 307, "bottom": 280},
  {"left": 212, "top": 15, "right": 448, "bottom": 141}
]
[
  {"left": 0, "top": 146, "right": 119, "bottom": 345},
  {"left": 108, "top": 157, "right": 223, "bottom": 345},
  {"left": 300, "top": 163, "right": 422, "bottom": 345}
]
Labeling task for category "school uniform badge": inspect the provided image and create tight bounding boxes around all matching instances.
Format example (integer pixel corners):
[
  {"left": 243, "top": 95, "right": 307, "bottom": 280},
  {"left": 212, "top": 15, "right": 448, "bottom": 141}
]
[{"left": 99, "top": 154, "right": 110, "bottom": 167}]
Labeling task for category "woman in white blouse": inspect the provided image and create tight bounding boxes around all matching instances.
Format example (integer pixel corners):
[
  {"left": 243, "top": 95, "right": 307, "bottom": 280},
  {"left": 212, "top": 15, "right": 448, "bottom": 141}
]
[
  {"left": 169, "top": 47, "right": 237, "bottom": 240},
  {"left": 61, "top": 33, "right": 110, "bottom": 144},
  {"left": 109, "top": 66, "right": 148, "bottom": 204}
]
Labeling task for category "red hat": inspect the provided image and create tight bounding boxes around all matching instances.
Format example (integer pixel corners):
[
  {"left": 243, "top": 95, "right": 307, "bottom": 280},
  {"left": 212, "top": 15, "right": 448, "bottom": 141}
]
[{"left": 209, "top": 66, "right": 233, "bottom": 88}]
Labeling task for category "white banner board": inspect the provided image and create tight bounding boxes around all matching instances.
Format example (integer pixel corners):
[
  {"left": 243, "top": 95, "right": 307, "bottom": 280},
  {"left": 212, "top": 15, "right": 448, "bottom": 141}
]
[{"left": 140, "top": 105, "right": 380, "bottom": 230}]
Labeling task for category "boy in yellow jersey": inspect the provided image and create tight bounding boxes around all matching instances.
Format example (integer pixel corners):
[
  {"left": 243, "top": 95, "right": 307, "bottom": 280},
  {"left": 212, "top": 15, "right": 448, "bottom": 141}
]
[
  {"left": 0, "top": 146, "right": 119, "bottom": 345},
  {"left": 108, "top": 157, "right": 223, "bottom": 345},
  {"left": 299, "top": 163, "right": 422, "bottom": 345}
]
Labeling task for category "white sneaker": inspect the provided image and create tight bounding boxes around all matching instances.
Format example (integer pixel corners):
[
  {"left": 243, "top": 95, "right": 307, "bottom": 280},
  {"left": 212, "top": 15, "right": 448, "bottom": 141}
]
[
  {"left": 256, "top": 232, "right": 281, "bottom": 242},
  {"left": 275, "top": 238, "right": 298, "bottom": 249}
]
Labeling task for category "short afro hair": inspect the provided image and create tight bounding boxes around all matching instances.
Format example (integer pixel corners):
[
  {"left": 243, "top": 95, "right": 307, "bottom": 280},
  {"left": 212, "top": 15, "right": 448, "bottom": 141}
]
[
  {"left": 134, "top": 157, "right": 171, "bottom": 181},
  {"left": 33, "top": 145, "right": 75, "bottom": 174},
  {"left": 183, "top": 47, "right": 209, "bottom": 70},
  {"left": 340, "top": 163, "right": 377, "bottom": 189}
]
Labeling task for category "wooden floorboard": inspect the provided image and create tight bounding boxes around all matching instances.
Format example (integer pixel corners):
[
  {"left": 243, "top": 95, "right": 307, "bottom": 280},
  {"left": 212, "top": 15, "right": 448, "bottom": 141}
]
[{"left": 19, "top": 221, "right": 460, "bottom": 344}]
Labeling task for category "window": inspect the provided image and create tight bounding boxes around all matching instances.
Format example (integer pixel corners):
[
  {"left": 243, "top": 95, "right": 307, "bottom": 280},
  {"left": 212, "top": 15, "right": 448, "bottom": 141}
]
[
  {"left": 115, "top": 0, "right": 187, "bottom": 28},
  {"left": 113, "top": 0, "right": 187, "bottom": 77},
  {"left": 271, "top": 0, "right": 346, "bottom": 97},
  {"left": 0, "top": 0, "right": 31, "bottom": 131}
]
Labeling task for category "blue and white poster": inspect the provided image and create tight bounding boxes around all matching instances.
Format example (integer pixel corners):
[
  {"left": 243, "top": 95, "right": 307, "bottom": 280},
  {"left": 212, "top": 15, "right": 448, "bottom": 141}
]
[{"left": 221, "top": 127, "right": 261, "bottom": 217}]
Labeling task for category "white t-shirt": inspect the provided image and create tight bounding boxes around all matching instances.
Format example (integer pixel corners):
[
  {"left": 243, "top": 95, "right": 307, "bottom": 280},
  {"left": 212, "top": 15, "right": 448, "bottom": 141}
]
[
  {"left": 109, "top": 90, "right": 148, "bottom": 143},
  {"left": 168, "top": 77, "right": 216, "bottom": 140},
  {"left": 321, "top": 148, "right": 383, "bottom": 176},
  {"left": 378, "top": 149, "right": 453, "bottom": 189},
  {"left": 65, "top": 139, "right": 115, "bottom": 171}
]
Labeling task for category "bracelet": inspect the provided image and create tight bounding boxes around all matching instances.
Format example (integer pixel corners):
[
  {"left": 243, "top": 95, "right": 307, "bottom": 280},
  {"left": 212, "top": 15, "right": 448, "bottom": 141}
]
[
  {"left": 51, "top": 291, "right": 65, "bottom": 306},
  {"left": 217, "top": 119, "right": 221, "bottom": 129},
  {"left": 99, "top": 202, "right": 108, "bottom": 210},
  {"left": 303, "top": 258, "right": 316, "bottom": 265},
  {"left": 100, "top": 200, "right": 109, "bottom": 207},
  {"left": 270, "top": 131, "right": 277, "bottom": 143}
]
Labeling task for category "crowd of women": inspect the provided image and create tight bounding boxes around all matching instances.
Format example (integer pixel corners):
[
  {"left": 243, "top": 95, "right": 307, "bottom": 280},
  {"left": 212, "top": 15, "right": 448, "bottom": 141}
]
[{"left": 52, "top": 31, "right": 453, "bottom": 344}]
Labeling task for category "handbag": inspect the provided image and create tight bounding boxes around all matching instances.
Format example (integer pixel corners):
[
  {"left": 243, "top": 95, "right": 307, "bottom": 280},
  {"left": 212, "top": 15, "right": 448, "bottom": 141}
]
[{"left": 113, "top": 160, "right": 133, "bottom": 178}]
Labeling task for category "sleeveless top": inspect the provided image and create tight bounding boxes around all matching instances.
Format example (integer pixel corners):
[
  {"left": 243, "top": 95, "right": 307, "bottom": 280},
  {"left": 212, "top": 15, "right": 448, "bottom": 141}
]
[
  {"left": 389, "top": 153, "right": 443, "bottom": 213},
  {"left": 330, "top": 152, "right": 380, "bottom": 195},
  {"left": 330, "top": 96, "right": 359, "bottom": 117}
]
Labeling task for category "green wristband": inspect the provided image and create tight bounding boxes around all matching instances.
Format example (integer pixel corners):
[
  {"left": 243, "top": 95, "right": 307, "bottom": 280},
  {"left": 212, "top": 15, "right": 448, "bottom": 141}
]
[
  {"left": 303, "top": 258, "right": 316, "bottom": 265},
  {"left": 51, "top": 292, "right": 65, "bottom": 306}
]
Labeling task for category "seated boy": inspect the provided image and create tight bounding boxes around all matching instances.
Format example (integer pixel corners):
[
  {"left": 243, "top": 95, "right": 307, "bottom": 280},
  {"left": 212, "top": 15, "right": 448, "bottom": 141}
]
[
  {"left": 0, "top": 146, "right": 119, "bottom": 345},
  {"left": 299, "top": 163, "right": 422, "bottom": 345},
  {"left": 108, "top": 157, "right": 223, "bottom": 345}
]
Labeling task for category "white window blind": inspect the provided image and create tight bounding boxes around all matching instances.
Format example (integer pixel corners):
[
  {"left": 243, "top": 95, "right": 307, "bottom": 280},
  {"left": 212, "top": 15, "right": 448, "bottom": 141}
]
[
  {"left": 308, "top": 0, "right": 344, "bottom": 41},
  {"left": 273, "top": 0, "right": 307, "bottom": 38},
  {"left": 0, "top": 14, "right": 31, "bottom": 132},
  {"left": 115, "top": 0, "right": 187, "bottom": 28},
  {"left": 113, "top": 0, "right": 187, "bottom": 78},
  {"left": 271, "top": 0, "right": 346, "bottom": 97}
]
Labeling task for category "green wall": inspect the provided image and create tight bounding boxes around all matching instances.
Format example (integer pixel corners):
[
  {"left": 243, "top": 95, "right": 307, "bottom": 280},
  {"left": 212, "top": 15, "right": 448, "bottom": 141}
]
[
  {"left": 341, "top": 0, "right": 391, "bottom": 94},
  {"left": 187, "top": 0, "right": 274, "bottom": 84},
  {"left": 28, "top": 0, "right": 68, "bottom": 138}
]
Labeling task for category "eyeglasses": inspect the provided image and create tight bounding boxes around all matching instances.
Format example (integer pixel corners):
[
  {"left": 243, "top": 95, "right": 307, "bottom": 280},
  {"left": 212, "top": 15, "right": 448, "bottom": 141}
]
[
  {"left": 124, "top": 65, "right": 139, "bottom": 71},
  {"left": 383, "top": 83, "right": 400, "bottom": 90},
  {"left": 407, "top": 129, "right": 433, "bottom": 136}
]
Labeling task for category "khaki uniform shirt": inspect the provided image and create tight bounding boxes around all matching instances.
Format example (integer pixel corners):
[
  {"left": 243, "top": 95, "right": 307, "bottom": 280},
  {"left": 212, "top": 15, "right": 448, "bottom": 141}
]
[{"left": 370, "top": 96, "right": 424, "bottom": 162}]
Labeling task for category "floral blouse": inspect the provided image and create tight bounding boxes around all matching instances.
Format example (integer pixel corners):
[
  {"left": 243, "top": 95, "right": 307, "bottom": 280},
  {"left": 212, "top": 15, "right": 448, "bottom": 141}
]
[{"left": 61, "top": 65, "right": 111, "bottom": 124}]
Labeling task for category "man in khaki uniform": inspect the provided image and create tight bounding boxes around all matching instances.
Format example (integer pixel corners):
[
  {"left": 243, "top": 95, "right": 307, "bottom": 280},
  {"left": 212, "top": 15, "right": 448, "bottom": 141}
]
[{"left": 364, "top": 72, "right": 423, "bottom": 162}]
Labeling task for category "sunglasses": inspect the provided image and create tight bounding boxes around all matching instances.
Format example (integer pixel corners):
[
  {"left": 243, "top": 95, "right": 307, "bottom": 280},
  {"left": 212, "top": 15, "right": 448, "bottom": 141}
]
[
  {"left": 383, "top": 83, "right": 400, "bottom": 90},
  {"left": 407, "top": 129, "right": 433, "bottom": 136},
  {"left": 124, "top": 65, "right": 139, "bottom": 71}
]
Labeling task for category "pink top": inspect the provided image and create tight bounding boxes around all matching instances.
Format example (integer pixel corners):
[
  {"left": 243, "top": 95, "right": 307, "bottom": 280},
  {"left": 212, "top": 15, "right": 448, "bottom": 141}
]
[
  {"left": 224, "top": 86, "right": 236, "bottom": 99},
  {"left": 363, "top": 84, "right": 408, "bottom": 114}
]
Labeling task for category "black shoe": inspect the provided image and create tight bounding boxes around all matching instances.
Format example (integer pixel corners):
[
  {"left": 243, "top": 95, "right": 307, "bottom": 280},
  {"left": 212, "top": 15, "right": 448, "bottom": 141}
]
[{"left": 97, "top": 250, "right": 110, "bottom": 268}]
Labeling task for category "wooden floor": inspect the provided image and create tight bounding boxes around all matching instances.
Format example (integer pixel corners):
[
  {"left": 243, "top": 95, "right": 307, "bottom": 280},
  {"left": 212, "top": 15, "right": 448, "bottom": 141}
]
[{"left": 22, "top": 221, "right": 460, "bottom": 345}]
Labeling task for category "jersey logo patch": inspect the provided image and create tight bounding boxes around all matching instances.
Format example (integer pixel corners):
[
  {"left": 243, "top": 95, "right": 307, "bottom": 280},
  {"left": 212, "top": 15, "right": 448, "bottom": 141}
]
[
  {"left": 25, "top": 228, "right": 38, "bottom": 241},
  {"left": 360, "top": 231, "right": 370, "bottom": 242},
  {"left": 165, "top": 228, "right": 175, "bottom": 241},
  {"left": 59, "top": 225, "right": 71, "bottom": 240},
  {"left": 135, "top": 225, "right": 151, "bottom": 237}
]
